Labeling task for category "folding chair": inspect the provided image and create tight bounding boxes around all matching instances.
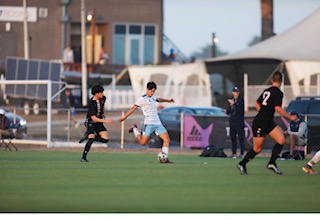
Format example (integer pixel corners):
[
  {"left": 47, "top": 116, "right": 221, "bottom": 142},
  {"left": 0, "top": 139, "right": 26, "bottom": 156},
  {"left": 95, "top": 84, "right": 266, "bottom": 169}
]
[
  {"left": 0, "top": 127, "right": 18, "bottom": 151},
  {"left": 293, "top": 145, "right": 306, "bottom": 160}
]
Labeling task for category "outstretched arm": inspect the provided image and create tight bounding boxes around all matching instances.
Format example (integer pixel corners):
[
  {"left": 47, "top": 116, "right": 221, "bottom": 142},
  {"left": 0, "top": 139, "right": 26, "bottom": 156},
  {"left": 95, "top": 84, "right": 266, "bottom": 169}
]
[
  {"left": 275, "top": 106, "right": 297, "bottom": 121},
  {"left": 157, "top": 98, "right": 174, "bottom": 103},
  {"left": 119, "top": 105, "right": 139, "bottom": 122},
  {"left": 91, "top": 116, "right": 114, "bottom": 124}
]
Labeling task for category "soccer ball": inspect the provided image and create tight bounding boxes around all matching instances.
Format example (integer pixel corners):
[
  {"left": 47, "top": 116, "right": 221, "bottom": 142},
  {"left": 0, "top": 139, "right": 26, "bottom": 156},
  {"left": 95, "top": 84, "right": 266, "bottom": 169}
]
[{"left": 157, "top": 152, "right": 168, "bottom": 163}]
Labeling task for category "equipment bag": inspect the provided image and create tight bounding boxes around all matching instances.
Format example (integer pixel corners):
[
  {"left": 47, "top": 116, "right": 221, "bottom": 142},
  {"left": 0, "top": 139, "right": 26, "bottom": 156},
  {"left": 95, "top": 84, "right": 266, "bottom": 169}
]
[{"left": 199, "top": 145, "right": 227, "bottom": 157}]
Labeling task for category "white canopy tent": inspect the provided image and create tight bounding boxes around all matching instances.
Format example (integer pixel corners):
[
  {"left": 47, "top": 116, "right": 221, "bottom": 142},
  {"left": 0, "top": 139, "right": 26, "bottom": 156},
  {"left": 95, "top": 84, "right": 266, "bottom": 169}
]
[{"left": 116, "top": 62, "right": 212, "bottom": 107}]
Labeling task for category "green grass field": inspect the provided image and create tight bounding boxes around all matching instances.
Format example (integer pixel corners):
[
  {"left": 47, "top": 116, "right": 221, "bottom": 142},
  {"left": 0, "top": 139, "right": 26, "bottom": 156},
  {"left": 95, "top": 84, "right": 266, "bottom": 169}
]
[{"left": 0, "top": 150, "right": 319, "bottom": 213}]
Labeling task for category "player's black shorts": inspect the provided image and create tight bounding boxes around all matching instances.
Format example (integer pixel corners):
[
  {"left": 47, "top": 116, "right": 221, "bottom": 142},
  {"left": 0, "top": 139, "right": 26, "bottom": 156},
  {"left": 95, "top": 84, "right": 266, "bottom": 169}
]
[
  {"left": 252, "top": 120, "right": 277, "bottom": 137},
  {"left": 87, "top": 122, "right": 107, "bottom": 135}
]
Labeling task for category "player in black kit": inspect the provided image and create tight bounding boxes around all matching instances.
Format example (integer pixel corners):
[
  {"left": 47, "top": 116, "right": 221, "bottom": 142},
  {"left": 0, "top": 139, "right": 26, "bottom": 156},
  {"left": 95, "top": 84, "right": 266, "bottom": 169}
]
[
  {"left": 80, "top": 85, "right": 114, "bottom": 162},
  {"left": 237, "top": 71, "right": 297, "bottom": 175}
]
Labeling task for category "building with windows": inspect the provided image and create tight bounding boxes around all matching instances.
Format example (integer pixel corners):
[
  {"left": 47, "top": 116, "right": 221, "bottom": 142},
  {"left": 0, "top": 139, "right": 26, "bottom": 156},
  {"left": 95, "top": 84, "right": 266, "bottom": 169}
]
[{"left": 0, "top": 0, "right": 163, "bottom": 66}]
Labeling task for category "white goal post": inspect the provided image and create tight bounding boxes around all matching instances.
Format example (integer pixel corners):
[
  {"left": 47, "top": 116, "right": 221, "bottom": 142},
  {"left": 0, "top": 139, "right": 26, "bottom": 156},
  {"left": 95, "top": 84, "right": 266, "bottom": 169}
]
[{"left": 0, "top": 79, "right": 67, "bottom": 147}]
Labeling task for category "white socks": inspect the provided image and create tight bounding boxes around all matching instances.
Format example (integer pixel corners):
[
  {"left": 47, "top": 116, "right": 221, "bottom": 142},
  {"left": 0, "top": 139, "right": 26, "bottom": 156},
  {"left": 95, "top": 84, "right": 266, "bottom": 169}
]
[
  {"left": 308, "top": 150, "right": 320, "bottom": 166},
  {"left": 162, "top": 146, "right": 169, "bottom": 155},
  {"left": 133, "top": 127, "right": 141, "bottom": 138}
]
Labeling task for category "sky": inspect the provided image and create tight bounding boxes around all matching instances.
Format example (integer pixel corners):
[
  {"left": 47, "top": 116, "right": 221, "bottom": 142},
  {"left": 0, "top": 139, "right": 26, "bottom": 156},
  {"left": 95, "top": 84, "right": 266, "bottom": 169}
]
[{"left": 163, "top": 0, "right": 320, "bottom": 57}]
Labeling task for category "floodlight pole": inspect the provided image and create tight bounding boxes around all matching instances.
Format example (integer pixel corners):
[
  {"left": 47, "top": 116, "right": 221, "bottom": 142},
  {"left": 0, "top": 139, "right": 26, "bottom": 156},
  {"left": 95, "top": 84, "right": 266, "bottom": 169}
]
[{"left": 81, "top": 0, "right": 88, "bottom": 106}]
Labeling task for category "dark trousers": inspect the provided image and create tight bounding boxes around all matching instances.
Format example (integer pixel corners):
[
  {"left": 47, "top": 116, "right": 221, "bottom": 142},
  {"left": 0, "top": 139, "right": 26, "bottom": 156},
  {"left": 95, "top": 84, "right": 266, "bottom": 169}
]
[{"left": 230, "top": 124, "right": 245, "bottom": 155}]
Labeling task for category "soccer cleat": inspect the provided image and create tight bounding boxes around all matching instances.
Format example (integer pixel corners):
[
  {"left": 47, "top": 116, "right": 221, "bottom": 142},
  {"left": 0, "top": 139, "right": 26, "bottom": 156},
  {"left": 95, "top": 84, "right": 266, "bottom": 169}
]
[
  {"left": 238, "top": 154, "right": 244, "bottom": 159},
  {"left": 79, "top": 131, "right": 89, "bottom": 143},
  {"left": 128, "top": 124, "right": 138, "bottom": 133},
  {"left": 266, "top": 163, "right": 282, "bottom": 174},
  {"left": 237, "top": 163, "right": 248, "bottom": 175},
  {"left": 80, "top": 158, "right": 89, "bottom": 162},
  {"left": 302, "top": 164, "right": 317, "bottom": 174}
]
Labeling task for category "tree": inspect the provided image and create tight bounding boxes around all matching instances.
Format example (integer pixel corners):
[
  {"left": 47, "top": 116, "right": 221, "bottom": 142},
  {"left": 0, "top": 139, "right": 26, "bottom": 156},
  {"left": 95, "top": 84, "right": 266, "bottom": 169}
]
[
  {"left": 248, "top": 35, "right": 261, "bottom": 47},
  {"left": 190, "top": 44, "right": 228, "bottom": 59}
]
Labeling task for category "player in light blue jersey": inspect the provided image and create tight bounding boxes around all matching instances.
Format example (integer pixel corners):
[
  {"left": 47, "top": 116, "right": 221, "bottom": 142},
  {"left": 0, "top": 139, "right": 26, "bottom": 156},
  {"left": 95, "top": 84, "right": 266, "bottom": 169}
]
[{"left": 119, "top": 82, "right": 175, "bottom": 163}]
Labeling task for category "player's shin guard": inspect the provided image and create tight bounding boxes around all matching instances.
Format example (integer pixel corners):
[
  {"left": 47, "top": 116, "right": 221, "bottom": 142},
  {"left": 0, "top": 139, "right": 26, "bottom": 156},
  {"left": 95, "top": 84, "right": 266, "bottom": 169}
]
[
  {"left": 239, "top": 149, "right": 258, "bottom": 166},
  {"left": 268, "top": 143, "right": 283, "bottom": 164},
  {"left": 95, "top": 136, "right": 109, "bottom": 143},
  {"left": 82, "top": 138, "right": 94, "bottom": 159}
]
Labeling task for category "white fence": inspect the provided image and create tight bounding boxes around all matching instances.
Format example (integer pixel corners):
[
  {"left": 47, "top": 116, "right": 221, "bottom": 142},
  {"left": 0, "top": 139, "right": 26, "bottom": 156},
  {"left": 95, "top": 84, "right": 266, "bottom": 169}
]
[
  {"left": 104, "top": 86, "right": 135, "bottom": 109},
  {"left": 104, "top": 85, "right": 211, "bottom": 110}
]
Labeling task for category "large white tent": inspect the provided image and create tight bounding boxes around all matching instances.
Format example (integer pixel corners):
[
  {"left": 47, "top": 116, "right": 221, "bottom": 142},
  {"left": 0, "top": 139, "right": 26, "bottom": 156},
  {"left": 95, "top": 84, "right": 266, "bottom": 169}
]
[{"left": 205, "top": 7, "right": 320, "bottom": 107}]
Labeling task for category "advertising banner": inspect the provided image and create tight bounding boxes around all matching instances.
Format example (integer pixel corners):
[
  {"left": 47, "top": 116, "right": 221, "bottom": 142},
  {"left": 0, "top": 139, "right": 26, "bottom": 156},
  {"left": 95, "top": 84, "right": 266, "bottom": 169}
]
[
  {"left": 0, "top": 6, "right": 37, "bottom": 22},
  {"left": 183, "top": 115, "right": 289, "bottom": 149}
]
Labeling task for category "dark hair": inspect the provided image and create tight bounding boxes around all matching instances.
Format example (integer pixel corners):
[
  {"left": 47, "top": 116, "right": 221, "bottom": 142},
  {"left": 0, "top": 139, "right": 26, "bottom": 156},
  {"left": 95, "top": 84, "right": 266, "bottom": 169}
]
[
  {"left": 272, "top": 71, "right": 283, "bottom": 83},
  {"left": 290, "top": 111, "right": 299, "bottom": 117},
  {"left": 91, "top": 84, "right": 104, "bottom": 95},
  {"left": 147, "top": 81, "right": 157, "bottom": 90}
]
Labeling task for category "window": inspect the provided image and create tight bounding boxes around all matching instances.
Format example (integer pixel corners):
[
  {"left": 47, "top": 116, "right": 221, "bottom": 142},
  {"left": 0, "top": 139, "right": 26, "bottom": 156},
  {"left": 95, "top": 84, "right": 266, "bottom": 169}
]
[
  {"left": 115, "top": 25, "right": 126, "bottom": 34},
  {"left": 145, "top": 26, "right": 155, "bottom": 35},
  {"left": 144, "top": 37, "right": 154, "bottom": 64},
  {"left": 114, "top": 36, "right": 125, "bottom": 65},
  {"left": 129, "top": 25, "right": 141, "bottom": 34},
  {"left": 113, "top": 23, "right": 156, "bottom": 65}
]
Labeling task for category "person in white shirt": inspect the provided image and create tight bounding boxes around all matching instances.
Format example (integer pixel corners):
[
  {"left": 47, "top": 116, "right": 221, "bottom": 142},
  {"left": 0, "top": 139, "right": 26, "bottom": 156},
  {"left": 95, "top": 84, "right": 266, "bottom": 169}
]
[
  {"left": 63, "top": 45, "right": 74, "bottom": 71},
  {"left": 119, "top": 82, "right": 175, "bottom": 163},
  {"left": 63, "top": 46, "right": 74, "bottom": 63}
]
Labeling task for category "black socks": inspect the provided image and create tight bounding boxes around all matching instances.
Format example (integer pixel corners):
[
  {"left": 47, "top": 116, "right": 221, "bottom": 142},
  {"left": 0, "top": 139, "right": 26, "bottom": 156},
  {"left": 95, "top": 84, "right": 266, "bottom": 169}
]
[
  {"left": 82, "top": 136, "right": 109, "bottom": 160},
  {"left": 239, "top": 143, "right": 283, "bottom": 167},
  {"left": 268, "top": 143, "right": 283, "bottom": 165},
  {"left": 239, "top": 149, "right": 258, "bottom": 166},
  {"left": 82, "top": 138, "right": 94, "bottom": 159}
]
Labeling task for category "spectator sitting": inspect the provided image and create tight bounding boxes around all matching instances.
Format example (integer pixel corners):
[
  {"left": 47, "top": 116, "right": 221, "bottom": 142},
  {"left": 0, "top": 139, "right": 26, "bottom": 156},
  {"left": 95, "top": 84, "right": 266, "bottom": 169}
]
[
  {"left": 0, "top": 109, "right": 10, "bottom": 130},
  {"left": 284, "top": 111, "right": 308, "bottom": 159}
]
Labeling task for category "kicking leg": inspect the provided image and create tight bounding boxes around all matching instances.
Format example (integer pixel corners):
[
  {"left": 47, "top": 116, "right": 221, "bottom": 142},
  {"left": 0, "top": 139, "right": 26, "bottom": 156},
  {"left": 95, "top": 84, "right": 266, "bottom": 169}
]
[
  {"left": 128, "top": 124, "right": 149, "bottom": 145},
  {"left": 303, "top": 150, "right": 320, "bottom": 174},
  {"left": 95, "top": 131, "right": 109, "bottom": 143}
]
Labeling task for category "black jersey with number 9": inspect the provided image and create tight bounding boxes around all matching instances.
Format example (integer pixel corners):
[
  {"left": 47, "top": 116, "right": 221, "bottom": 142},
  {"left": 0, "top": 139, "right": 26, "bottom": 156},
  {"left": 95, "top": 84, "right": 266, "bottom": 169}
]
[{"left": 254, "top": 86, "right": 283, "bottom": 123}]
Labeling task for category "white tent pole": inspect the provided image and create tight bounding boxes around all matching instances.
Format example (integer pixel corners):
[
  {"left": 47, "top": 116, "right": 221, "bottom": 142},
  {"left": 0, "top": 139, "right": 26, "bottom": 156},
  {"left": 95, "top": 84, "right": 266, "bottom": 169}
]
[
  {"left": 244, "top": 73, "right": 248, "bottom": 112},
  {"left": 318, "top": 73, "right": 320, "bottom": 96},
  {"left": 112, "top": 74, "right": 116, "bottom": 110}
]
